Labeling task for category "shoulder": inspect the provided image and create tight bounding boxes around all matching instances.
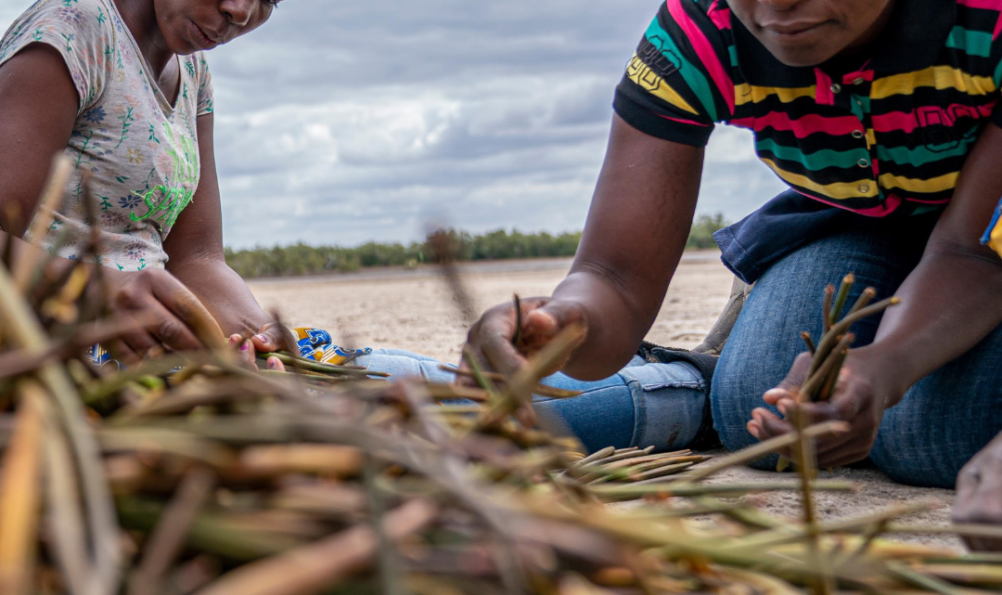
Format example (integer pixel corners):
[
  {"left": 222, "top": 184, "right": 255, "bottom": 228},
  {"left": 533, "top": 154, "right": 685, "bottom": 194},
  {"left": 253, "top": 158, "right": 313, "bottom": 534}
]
[
  {"left": 950, "top": 0, "right": 1002, "bottom": 77},
  {"left": 1, "top": 0, "right": 115, "bottom": 58},
  {"left": 187, "top": 51, "right": 211, "bottom": 81},
  {"left": 6, "top": 0, "right": 114, "bottom": 40}
]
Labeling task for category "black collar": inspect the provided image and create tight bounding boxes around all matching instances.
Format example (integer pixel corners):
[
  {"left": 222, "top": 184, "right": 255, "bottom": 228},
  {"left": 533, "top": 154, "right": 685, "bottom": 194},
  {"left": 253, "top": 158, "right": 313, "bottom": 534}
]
[{"left": 730, "top": 0, "right": 957, "bottom": 87}]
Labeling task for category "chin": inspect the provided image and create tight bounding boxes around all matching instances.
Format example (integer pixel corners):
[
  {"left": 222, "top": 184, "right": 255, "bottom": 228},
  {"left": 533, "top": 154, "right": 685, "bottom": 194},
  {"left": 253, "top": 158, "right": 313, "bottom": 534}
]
[{"left": 764, "top": 44, "right": 839, "bottom": 68}]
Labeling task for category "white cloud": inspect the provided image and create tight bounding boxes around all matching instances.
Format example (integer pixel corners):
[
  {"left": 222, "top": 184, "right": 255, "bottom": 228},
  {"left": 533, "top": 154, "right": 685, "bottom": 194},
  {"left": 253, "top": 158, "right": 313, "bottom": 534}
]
[{"left": 1, "top": 0, "right": 785, "bottom": 248}]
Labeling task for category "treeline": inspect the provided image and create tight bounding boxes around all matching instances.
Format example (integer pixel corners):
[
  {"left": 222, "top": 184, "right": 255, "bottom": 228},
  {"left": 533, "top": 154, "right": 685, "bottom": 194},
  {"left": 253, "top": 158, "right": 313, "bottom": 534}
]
[{"left": 225, "top": 214, "right": 728, "bottom": 279}]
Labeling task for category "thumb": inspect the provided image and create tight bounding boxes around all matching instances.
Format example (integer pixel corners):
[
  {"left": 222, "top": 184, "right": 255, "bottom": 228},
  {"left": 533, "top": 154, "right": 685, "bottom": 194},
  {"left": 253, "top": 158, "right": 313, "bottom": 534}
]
[
  {"left": 522, "top": 301, "right": 586, "bottom": 347},
  {"left": 764, "top": 353, "right": 812, "bottom": 406},
  {"left": 252, "top": 323, "right": 296, "bottom": 354}
]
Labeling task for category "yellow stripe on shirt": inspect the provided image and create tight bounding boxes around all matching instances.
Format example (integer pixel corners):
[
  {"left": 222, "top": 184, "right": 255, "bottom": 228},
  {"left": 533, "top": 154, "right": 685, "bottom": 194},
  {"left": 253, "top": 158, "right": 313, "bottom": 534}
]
[
  {"left": 878, "top": 171, "right": 959, "bottom": 193},
  {"left": 760, "top": 158, "right": 879, "bottom": 199},
  {"left": 626, "top": 54, "right": 700, "bottom": 115},
  {"left": 735, "top": 83, "right": 816, "bottom": 106},
  {"left": 871, "top": 65, "right": 996, "bottom": 100}
]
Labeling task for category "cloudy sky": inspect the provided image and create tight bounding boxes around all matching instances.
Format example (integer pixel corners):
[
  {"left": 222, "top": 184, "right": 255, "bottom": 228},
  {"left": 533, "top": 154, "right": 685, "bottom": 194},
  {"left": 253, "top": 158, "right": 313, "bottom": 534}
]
[{"left": 1, "top": 0, "right": 786, "bottom": 249}]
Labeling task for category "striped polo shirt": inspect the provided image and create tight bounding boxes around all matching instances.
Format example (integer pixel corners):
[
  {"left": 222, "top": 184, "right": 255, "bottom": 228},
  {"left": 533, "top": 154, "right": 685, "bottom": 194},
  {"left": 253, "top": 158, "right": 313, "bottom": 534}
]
[{"left": 615, "top": 0, "right": 1002, "bottom": 220}]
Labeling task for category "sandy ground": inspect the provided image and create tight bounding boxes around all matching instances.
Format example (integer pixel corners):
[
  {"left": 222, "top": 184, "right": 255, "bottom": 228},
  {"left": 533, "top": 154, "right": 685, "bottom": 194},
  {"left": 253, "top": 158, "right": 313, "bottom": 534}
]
[{"left": 247, "top": 252, "right": 961, "bottom": 550}]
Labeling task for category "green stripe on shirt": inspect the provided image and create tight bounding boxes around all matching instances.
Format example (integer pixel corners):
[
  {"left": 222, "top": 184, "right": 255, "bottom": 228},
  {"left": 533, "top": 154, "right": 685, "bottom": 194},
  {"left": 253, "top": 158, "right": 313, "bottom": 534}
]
[
  {"left": 946, "top": 26, "right": 993, "bottom": 58},
  {"left": 756, "top": 138, "right": 871, "bottom": 171},
  {"left": 645, "top": 18, "right": 719, "bottom": 121},
  {"left": 876, "top": 135, "right": 979, "bottom": 168}
]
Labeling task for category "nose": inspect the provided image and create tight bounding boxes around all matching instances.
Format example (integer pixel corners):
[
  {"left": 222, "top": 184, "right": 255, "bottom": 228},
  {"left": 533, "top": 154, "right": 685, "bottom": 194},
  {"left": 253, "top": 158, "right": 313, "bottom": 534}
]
[{"left": 220, "top": 0, "right": 254, "bottom": 27}]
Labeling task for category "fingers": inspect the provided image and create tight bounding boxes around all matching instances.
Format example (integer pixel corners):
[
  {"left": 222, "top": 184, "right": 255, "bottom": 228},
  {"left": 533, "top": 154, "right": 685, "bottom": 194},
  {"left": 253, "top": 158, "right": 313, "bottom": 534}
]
[
  {"left": 251, "top": 323, "right": 296, "bottom": 354},
  {"left": 265, "top": 355, "right": 285, "bottom": 372},
  {"left": 106, "top": 338, "right": 141, "bottom": 366},
  {"left": 227, "top": 334, "right": 257, "bottom": 370},
  {"left": 146, "top": 300, "right": 203, "bottom": 352},
  {"left": 953, "top": 455, "right": 1002, "bottom": 551},
  {"left": 478, "top": 339, "right": 527, "bottom": 378},
  {"left": 459, "top": 302, "right": 527, "bottom": 384},
  {"left": 521, "top": 301, "right": 585, "bottom": 353},
  {"left": 151, "top": 273, "right": 225, "bottom": 350}
]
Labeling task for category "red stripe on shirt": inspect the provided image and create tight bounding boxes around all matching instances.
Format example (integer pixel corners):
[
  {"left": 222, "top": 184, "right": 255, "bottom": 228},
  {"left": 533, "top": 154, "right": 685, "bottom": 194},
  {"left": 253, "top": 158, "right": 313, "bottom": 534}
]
[
  {"left": 871, "top": 103, "right": 995, "bottom": 133},
  {"left": 707, "top": 1, "right": 731, "bottom": 30},
  {"left": 667, "top": 0, "right": 736, "bottom": 115},
  {"left": 732, "top": 113, "right": 863, "bottom": 138}
]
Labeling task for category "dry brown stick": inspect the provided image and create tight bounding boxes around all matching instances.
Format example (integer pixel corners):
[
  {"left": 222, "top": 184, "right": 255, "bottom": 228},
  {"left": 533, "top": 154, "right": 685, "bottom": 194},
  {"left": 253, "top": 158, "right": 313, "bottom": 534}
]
[
  {"left": 198, "top": 499, "right": 438, "bottom": 595},
  {"left": 0, "top": 204, "right": 21, "bottom": 279},
  {"left": 818, "top": 345, "right": 849, "bottom": 402},
  {"left": 426, "top": 229, "right": 477, "bottom": 326},
  {"left": 845, "top": 287, "right": 876, "bottom": 318},
  {"left": 829, "top": 273, "right": 854, "bottom": 326},
  {"left": 790, "top": 406, "right": 832, "bottom": 595},
  {"left": 512, "top": 293, "right": 523, "bottom": 350},
  {"left": 438, "top": 364, "right": 582, "bottom": 399},
  {"left": 808, "top": 297, "right": 899, "bottom": 379},
  {"left": 77, "top": 173, "right": 110, "bottom": 322},
  {"left": 128, "top": 468, "right": 216, "bottom": 595},
  {"left": 679, "top": 421, "right": 850, "bottom": 483},
  {"left": 12, "top": 154, "right": 73, "bottom": 293},
  {"left": 800, "top": 331, "right": 816, "bottom": 355},
  {"left": 801, "top": 333, "right": 854, "bottom": 402},
  {"left": 41, "top": 396, "right": 90, "bottom": 595},
  {"left": 571, "top": 446, "right": 615, "bottom": 468},
  {"left": 0, "top": 259, "right": 122, "bottom": 595},
  {"left": 476, "top": 323, "right": 586, "bottom": 428},
  {"left": 821, "top": 284, "right": 834, "bottom": 334},
  {"left": 0, "top": 313, "right": 157, "bottom": 380},
  {"left": 0, "top": 381, "right": 44, "bottom": 595}
]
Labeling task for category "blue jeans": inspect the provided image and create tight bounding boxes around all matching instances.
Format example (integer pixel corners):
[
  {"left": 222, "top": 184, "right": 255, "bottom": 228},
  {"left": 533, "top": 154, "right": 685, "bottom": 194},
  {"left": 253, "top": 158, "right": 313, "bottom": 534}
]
[
  {"left": 355, "top": 350, "right": 707, "bottom": 453},
  {"left": 360, "top": 225, "right": 1002, "bottom": 488},
  {"left": 712, "top": 226, "right": 1002, "bottom": 488}
]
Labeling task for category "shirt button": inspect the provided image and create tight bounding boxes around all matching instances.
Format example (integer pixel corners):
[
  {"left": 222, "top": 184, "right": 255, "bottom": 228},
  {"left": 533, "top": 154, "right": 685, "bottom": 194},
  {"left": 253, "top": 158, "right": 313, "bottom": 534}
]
[
  {"left": 858, "top": 158, "right": 869, "bottom": 168},
  {"left": 852, "top": 130, "right": 865, "bottom": 139},
  {"left": 830, "top": 83, "right": 842, "bottom": 93},
  {"left": 852, "top": 77, "right": 865, "bottom": 85},
  {"left": 858, "top": 184, "right": 871, "bottom": 193}
]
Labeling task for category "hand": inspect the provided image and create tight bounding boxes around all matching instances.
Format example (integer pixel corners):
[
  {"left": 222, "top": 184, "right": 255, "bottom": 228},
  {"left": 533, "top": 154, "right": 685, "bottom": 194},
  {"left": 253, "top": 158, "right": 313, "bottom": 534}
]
[
  {"left": 228, "top": 322, "right": 297, "bottom": 371},
  {"left": 101, "top": 268, "right": 224, "bottom": 364},
  {"left": 953, "top": 432, "right": 1002, "bottom": 551},
  {"left": 460, "top": 296, "right": 587, "bottom": 380},
  {"left": 746, "top": 349, "right": 897, "bottom": 468}
]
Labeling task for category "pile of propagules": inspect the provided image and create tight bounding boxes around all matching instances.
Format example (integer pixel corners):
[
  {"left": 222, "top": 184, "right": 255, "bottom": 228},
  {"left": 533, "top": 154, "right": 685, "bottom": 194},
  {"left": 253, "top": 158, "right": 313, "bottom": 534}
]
[{"left": 2, "top": 158, "right": 1002, "bottom": 595}]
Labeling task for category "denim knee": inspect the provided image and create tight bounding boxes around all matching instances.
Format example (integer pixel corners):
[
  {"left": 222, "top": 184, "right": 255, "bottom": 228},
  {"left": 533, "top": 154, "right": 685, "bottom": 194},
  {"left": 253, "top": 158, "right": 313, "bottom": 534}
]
[
  {"left": 710, "top": 373, "right": 782, "bottom": 470},
  {"left": 619, "top": 361, "right": 705, "bottom": 450},
  {"left": 871, "top": 361, "right": 1002, "bottom": 489},
  {"left": 535, "top": 360, "right": 707, "bottom": 453}
]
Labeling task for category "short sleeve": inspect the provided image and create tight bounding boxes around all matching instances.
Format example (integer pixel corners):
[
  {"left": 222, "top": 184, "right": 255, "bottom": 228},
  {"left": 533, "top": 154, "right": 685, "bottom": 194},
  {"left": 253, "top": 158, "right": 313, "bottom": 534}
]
[
  {"left": 0, "top": 0, "right": 114, "bottom": 115},
  {"left": 614, "top": 0, "right": 734, "bottom": 147},
  {"left": 194, "top": 53, "right": 213, "bottom": 116}
]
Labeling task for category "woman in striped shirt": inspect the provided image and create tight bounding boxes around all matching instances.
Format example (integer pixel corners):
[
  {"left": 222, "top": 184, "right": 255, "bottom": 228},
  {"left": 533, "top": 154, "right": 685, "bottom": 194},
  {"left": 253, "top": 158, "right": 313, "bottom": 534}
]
[{"left": 464, "top": 0, "right": 1002, "bottom": 549}]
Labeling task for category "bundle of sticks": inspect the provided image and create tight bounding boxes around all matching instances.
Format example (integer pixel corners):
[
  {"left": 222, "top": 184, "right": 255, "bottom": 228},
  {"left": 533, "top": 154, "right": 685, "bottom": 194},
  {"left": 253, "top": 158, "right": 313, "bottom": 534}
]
[{"left": 3, "top": 161, "right": 1002, "bottom": 595}]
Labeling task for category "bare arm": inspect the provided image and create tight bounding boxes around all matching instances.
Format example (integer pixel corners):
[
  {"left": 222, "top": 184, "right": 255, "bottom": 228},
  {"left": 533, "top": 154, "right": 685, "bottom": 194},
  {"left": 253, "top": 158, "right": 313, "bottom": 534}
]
[
  {"left": 464, "top": 114, "right": 704, "bottom": 380},
  {"left": 0, "top": 44, "right": 77, "bottom": 235},
  {"left": 860, "top": 123, "right": 1002, "bottom": 396},
  {"left": 752, "top": 123, "right": 1002, "bottom": 468},
  {"left": 0, "top": 45, "right": 223, "bottom": 360},
  {"left": 164, "top": 114, "right": 293, "bottom": 354}
]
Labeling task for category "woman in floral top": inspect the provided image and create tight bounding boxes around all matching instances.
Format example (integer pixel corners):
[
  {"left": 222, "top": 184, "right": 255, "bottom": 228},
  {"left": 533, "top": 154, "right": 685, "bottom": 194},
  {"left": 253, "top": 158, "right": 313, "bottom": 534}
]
[{"left": 0, "top": 0, "right": 291, "bottom": 363}]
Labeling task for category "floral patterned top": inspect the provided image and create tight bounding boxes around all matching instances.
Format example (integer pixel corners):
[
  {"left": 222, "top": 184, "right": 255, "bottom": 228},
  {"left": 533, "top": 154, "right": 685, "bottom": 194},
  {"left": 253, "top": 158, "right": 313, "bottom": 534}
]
[{"left": 0, "top": 0, "right": 213, "bottom": 271}]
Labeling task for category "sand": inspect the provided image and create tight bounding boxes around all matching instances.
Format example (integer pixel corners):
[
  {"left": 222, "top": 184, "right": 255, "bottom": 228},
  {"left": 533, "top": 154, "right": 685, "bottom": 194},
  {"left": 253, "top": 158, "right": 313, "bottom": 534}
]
[{"left": 247, "top": 252, "right": 961, "bottom": 550}]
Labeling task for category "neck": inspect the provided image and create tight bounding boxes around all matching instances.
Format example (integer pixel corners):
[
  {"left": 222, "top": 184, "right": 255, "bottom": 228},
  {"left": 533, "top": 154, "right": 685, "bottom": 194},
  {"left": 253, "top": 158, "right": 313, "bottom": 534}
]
[{"left": 113, "top": 0, "right": 173, "bottom": 76}]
